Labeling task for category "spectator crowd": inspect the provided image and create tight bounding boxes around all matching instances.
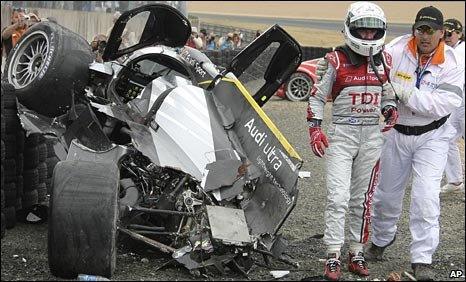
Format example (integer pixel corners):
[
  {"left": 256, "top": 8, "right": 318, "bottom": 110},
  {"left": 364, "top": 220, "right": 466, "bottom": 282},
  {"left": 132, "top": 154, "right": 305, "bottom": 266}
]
[{"left": 185, "top": 26, "right": 249, "bottom": 51}]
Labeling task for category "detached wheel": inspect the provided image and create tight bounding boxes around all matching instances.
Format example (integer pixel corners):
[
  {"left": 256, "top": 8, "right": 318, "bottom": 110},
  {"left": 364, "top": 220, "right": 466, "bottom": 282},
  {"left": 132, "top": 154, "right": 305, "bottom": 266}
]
[
  {"left": 3, "top": 22, "right": 93, "bottom": 117},
  {"left": 285, "top": 72, "right": 313, "bottom": 101},
  {"left": 48, "top": 160, "right": 119, "bottom": 279}
]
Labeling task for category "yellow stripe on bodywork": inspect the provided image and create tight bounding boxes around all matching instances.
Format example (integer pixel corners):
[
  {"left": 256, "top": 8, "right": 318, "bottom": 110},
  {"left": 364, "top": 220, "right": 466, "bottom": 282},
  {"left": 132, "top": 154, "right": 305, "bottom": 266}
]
[{"left": 220, "top": 78, "right": 302, "bottom": 161}]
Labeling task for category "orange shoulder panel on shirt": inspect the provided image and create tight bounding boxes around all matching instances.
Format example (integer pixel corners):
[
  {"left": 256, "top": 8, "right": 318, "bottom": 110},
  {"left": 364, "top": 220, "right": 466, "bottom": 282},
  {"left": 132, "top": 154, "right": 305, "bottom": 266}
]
[{"left": 407, "top": 36, "right": 445, "bottom": 65}]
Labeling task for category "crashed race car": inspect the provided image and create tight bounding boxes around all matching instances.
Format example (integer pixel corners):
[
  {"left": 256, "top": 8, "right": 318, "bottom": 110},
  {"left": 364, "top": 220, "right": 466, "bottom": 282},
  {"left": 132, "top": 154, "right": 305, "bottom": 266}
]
[
  {"left": 3, "top": 4, "right": 304, "bottom": 279},
  {"left": 275, "top": 58, "right": 320, "bottom": 102}
]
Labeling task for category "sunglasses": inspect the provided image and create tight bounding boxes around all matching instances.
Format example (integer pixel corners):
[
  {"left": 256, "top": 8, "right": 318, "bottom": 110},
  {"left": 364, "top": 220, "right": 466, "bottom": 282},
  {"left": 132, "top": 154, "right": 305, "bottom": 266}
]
[
  {"left": 415, "top": 26, "right": 436, "bottom": 35},
  {"left": 444, "top": 31, "right": 459, "bottom": 38}
]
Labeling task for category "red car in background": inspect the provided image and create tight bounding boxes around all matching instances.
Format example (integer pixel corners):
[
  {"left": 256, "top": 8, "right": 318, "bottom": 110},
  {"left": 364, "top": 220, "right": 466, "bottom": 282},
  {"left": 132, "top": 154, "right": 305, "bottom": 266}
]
[{"left": 275, "top": 58, "right": 319, "bottom": 101}]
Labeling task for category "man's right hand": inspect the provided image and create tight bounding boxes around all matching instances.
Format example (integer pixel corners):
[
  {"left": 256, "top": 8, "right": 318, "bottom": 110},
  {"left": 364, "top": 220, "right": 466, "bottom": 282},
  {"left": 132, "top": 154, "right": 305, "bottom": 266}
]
[
  {"left": 308, "top": 122, "right": 329, "bottom": 158},
  {"left": 382, "top": 82, "right": 413, "bottom": 104}
]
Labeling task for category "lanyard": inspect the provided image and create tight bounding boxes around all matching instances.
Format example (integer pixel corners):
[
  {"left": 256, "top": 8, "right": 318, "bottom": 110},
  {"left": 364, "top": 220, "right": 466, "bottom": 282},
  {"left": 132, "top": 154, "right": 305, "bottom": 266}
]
[{"left": 415, "top": 54, "right": 433, "bottom": 89}]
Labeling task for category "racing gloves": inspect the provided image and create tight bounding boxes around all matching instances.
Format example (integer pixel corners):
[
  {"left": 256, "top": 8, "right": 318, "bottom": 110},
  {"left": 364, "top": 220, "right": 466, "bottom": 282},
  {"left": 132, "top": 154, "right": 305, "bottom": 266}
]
[
  {"left": 308, "top": 119, "right": 329, "bottom": 158},
  {"left": 315, "top": 58, "right": 328, "bottom": 81},
  {"left": 382, "top": 82, "right": 414, "bottom": 104},
  {"left": 381, "top": 105, "right": 398, "bottom": 132}
]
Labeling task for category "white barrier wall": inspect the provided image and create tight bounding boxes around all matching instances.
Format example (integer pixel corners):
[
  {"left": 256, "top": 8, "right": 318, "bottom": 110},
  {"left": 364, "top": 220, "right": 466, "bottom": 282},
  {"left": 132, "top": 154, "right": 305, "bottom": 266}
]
[{"left": 1, "top": 5, "right": 115, "bottom": 43}]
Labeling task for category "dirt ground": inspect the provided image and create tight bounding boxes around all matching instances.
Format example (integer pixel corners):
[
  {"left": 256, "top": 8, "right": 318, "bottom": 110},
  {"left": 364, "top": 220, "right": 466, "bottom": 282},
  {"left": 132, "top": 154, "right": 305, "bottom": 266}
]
[
  {"left": 1, "top": 97, "right": 464, "bottom": 281},
  {"left": 190, "top": 1, "right": 465, "bottom": 47},
  {"left": 188, "top": 1, "right": 465, "bottom": 24}
]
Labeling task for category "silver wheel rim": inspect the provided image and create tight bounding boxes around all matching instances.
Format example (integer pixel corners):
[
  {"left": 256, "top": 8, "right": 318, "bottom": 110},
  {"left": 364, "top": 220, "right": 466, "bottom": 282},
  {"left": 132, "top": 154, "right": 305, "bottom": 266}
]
[
  {"left": 8, "top": 31, "right": 50, "bottom": 89},
  {"left": 286, "top": 75, "right": 311, "bottom": 100}
]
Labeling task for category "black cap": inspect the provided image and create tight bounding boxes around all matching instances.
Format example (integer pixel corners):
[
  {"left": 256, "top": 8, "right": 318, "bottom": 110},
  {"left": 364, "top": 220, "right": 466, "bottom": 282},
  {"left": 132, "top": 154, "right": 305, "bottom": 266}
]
[
  {"left": 444, "top": 18, "right": 463, "bottom": 32},
  {"left": 413, "top": 6, "right": 443, "bottom": 30}
]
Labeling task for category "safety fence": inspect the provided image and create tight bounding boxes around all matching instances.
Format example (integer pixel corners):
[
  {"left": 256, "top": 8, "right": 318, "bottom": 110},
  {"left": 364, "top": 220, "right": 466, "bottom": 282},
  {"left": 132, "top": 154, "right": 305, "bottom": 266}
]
[
  {"left": 2, "top": 4, "right": 332, "bottom": 64},
  {"left": 197, "top": 22, "right": 258, "bottom": 46},
  {"left": 203, "top": 46, "right": 332, "bottom": 69}
]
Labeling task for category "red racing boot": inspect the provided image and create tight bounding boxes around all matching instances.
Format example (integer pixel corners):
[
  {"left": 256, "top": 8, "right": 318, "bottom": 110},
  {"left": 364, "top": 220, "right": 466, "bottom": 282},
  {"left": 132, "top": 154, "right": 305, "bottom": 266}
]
[
  {"left": 348, "top": 251, "right": 369, "bottom": 277},
  {"left": 324, "top": 253, "right": 342, "bottom": 281}
]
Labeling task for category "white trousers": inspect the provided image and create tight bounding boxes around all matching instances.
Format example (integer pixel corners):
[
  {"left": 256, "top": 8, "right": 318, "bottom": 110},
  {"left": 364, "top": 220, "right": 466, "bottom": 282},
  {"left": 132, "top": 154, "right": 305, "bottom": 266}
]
[
  {"left": 371, "top": 122, "right": 456, "bottom": 264},
  {"left": 444, "top": 105, "right": 465, "bottom": 184},
  {"left": 324, "top": 124, "right": 383, "bottom": 254}
]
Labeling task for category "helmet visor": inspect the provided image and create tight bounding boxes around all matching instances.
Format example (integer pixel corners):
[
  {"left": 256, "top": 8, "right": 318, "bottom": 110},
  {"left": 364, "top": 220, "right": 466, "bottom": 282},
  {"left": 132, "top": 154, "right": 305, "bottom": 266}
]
[{"left": 349, "top": 17, "right": 385, "bottom": 30}]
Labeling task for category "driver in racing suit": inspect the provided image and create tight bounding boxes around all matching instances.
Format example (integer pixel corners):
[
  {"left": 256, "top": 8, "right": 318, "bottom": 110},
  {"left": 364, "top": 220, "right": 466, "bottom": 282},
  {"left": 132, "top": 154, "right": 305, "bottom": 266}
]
[{"left": 307, "top": 2, "right": 397, "bottom": 280}]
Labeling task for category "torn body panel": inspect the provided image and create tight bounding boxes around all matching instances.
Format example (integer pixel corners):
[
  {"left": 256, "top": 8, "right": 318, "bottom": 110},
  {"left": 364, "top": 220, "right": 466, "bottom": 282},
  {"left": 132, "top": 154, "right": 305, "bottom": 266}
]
[{"left": 7, "top": 5, "right": 304, "bottom": 278}]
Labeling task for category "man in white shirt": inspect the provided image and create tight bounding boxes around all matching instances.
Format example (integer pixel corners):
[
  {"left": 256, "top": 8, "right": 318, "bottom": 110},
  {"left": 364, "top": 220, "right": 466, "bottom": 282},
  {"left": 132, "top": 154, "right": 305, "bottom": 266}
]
[
  {"left": 440, "top": 18, "right": 465, "bottom": 195},
  {"left": 364, "top": 6, "right": 464, "bottom": 281}
]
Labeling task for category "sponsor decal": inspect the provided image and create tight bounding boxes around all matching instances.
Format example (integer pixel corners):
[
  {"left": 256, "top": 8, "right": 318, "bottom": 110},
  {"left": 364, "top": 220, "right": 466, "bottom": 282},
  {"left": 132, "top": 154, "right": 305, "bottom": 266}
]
[
  {"left": 344, "top": 75, "right": 380, "bottom": 83},
  {"left": 39, "top": 33, "right": 55, "bottom": 80},
  {"left": 367, "top": 63, "right": 385, "bottom": 74},
  {"left": 420, "top": 15, "right": 438, "bottom": 21},
  {"left": 348, "top": 117, "right": 358, "bottom": 124},
  {"left": 348, "top": 92, "right": 380, "bottom": 105},
  {"left": 395, "top": 71, "right": 412, "bottom": 81},
  {"left": 419, "top": 79, "right": 437, "bottom": 90},
  {"left": 256, "top": 156, "right": 293, "bottom": 205},
  {"left": 179, "top": 48, "right": 206, "bottom": 78},
  {"left": 351, "top": 107, "right": 378, "bottom": 113},
  {"left": 244, "top": 118, "right": 282, "bottom": 171},
  {"left": 348, "top": 92, "right": 380, "bottom": 114}
]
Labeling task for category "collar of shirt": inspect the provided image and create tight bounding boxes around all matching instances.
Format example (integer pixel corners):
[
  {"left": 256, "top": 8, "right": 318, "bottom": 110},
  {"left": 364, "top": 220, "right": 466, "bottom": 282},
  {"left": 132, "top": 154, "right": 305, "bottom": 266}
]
[
  {"left": 407, "top": 36, "right": 445, "bottom": 66},
  {"left": 453, "top": 40, "right": 464, "bottom": 49}
]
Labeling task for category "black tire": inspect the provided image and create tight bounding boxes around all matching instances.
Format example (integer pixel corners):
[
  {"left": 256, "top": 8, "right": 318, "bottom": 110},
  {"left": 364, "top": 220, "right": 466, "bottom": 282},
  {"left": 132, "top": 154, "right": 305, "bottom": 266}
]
[
  {"left": 3, "top": 22, "right": 94, "bottom": 117},
  {"left": 1, "top": 83, "right": 17, "bottom": 109},
  {"left": 1, "top": 140, "right": 5, "bottom": 162},
  {"left": 48, "top": 160, "right": 119, "bottom": 279},
  {"left": 4, "top": 206, "right": 16, "bottom": 229},
  {"left": 0, "top": 115, "right": 5, "bottom": 140},
  {"left": 1, "top": 212, "right": 6, "bottom": 239},
  {"left": 4, "top": 133, "right": 17, "bottom": 159},
  {"left": 4, "top": 182, "right": 17, "bottom": 207},
  {"left": 4, "top": 158, "right": 17, "bottom": 183},
  {"left": 37, "top": 182, "right": 47, "bottom": 203},
  {"left": 38, "top": 162, "right": 48, "bottom": 183},
  {"left": 0, "top": 114, "right": 6, "bottom": 140},
  {"left": 16, "top": 153, "right": 24, "bottom": 175},
  {"left": 46, "top": 156, "right": 59, "bottom": 178},
  {"left": 16, "top": 175, "right": 24, "bottom": 198},
  {"left": 46, "top": 139, "right": 57, "bottom": 158},
  {"left": 285, "top": 72, "right": 313, "bottom": 102},
  {"left": 15, "top": 196, "right": 22, "bottom": 212},
  {"left": 23, "top": 168, "right": 39, "bottom": 191},
  {"left": 38, "top": 143, "right": 47, "bottom": 162},
  {"left": 1, "top": 188, "right": 5, "bottom": 210},
  {"left": 22, "top": 189, "right": 38, "bottom": 209},
  {"left": 4, "top": 108, "right": 20, "bottom": 134},
  {"left": 25, "top": 133, "right": 40, "bottom": 147},
  {"left": 16, "top": 130, "right": 25, "bottom": 153},
  {"left": 24, "top": 146, "right": 40, "bottom": 169},
  {"left": 45, "top": 177, "right": 52, "bottom": 195}
]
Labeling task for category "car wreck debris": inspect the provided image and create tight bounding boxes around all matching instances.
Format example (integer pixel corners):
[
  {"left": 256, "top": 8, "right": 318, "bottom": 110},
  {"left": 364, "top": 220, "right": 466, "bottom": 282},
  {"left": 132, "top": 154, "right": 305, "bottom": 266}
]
[{"left": 3, "top": 3, "right": 304, "bottom": 279}]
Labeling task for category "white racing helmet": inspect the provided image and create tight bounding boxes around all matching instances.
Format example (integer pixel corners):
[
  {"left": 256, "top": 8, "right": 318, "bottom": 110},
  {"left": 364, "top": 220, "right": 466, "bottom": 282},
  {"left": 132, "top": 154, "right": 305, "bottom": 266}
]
[{"left": 343, "top": 1, "right": 386, "bottom": 56}]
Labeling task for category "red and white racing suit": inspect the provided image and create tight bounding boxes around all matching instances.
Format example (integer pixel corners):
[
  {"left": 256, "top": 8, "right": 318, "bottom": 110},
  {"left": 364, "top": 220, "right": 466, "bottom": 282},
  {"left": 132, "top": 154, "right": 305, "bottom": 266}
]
[{"left": 308, "top": 46, "right": 396, "bottom": 255}]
